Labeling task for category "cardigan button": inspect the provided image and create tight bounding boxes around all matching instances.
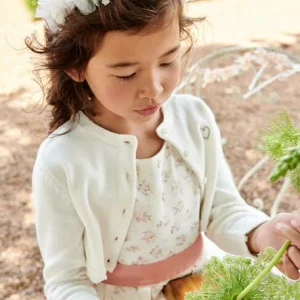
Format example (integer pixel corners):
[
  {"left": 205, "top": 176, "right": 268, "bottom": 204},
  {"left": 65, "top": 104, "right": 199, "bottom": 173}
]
[{"left": 122, "top": 209, "right": 126, "bottom": 215}]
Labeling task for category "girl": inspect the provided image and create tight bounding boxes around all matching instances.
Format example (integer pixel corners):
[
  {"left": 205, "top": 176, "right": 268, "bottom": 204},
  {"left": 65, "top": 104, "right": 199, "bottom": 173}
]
[{"left": 28, "top": 0, "right": 300, "bottom": 299}]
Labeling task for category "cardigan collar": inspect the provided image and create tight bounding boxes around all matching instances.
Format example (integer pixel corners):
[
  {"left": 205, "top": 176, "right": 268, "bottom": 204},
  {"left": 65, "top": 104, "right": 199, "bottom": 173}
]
[{"left": 77, "top": 95, "right": 174, "bottom": 148}]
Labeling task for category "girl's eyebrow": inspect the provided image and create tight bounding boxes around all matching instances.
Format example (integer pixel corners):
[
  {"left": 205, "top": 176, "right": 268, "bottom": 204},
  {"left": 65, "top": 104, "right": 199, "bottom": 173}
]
[{"left": 107, "top": 44, "right": 181, "bottom": 69}]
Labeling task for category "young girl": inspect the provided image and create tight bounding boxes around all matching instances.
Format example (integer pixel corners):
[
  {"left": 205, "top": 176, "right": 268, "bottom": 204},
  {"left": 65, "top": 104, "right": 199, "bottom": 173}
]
[{"left": 28, "top": 0, "right": 300, "bottom": 299}]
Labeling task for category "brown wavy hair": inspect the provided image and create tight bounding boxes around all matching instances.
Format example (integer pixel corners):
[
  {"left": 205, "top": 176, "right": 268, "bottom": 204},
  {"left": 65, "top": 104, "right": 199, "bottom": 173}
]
[{"left": 26, "top": 0, "right": 198, "bottom": 134}]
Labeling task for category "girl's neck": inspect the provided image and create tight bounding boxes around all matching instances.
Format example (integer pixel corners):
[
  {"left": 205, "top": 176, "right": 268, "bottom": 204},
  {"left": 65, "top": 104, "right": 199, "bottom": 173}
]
[{"left": 90, "top": 109, "right": 163, "bottom": 139}]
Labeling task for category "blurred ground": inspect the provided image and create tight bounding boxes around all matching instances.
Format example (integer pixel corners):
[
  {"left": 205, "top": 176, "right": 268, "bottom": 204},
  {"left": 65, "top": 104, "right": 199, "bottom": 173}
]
[{"left": 1, "top": 0, "right": 300, "bottom": 299}]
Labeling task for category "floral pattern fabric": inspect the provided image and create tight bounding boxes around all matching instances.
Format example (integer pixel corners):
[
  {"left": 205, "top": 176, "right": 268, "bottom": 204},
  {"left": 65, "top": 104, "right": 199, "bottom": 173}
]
[{"left": 102, "top": 142, "right": 203, "bottom": 299}]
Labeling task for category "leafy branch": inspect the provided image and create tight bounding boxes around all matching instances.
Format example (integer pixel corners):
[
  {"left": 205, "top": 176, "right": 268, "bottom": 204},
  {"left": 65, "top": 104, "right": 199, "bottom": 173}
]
[
  {"left": 185, "top": 112, "right": 300, "bottom": 300},
  {"left": 24, "top": 0, "right": 38, "bottom": 18},
  {"left": 260, "top": 111, "right": 300, "bottom": 191},
  {"left": 185, "top": 243, "right": 300, "bottom": 299},
  {"left": 270, "top": 146, "right": 300, "bottom": 188}
]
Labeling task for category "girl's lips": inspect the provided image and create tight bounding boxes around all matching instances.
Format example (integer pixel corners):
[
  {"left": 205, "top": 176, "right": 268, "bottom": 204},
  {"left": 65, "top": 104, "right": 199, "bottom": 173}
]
[{"left": 135, "top": 105, "right": 160, "bottom": 116}]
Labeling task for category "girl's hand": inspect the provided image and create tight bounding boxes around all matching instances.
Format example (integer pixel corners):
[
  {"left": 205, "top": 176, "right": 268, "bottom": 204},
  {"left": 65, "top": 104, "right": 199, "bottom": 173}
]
[{"left": 249, "top": 212, "right": 300, "bottom": 280}]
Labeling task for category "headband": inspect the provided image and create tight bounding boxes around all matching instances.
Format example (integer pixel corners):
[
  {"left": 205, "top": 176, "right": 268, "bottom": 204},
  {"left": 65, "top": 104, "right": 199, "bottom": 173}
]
[
  {"left": 36, "top": 0, "right": 110, "bottom": 33},
  {"left": 36, "top": 0, "right": 188, "bottom": 33}
]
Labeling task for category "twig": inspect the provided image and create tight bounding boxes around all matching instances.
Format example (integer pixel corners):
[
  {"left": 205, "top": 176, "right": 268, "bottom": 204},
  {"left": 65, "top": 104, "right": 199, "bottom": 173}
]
[
  {"left": 237, "top": 156, "right": 269, "bottom": 192},
  {"left": 247, "top": 63, "right": 268, "bottom": 92},
  {"left": 271, "top": 177, "right": 291, "bottom": 217},
  {"left": 236, "top": 240, "right": 291, "bottom": 300},
  {"left": 176, "top": 46, "right": 300, "bottom": 93},
  {"left": 243, "top": 68, "right": 300, "bottom": 100}
]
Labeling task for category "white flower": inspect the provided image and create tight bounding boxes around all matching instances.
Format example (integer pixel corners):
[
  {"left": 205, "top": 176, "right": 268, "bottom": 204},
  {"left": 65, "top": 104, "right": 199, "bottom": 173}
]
[
  {"left": 75, "top": 0, "right": 98, "bottom": 14},
  {"left": 36, "top": 0, "right": 111, "bottom": 32}
]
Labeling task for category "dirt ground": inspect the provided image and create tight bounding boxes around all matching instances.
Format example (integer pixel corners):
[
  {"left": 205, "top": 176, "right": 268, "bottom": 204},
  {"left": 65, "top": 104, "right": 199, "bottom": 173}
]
[{"left": 1, "top": 0, "right": 300, "bottom": 299}]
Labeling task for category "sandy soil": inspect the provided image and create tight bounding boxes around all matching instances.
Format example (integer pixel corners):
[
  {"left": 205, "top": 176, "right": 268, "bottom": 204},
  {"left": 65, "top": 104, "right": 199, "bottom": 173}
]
[{"left": 1, "top": 0, "right": 299, "bottom": 299}]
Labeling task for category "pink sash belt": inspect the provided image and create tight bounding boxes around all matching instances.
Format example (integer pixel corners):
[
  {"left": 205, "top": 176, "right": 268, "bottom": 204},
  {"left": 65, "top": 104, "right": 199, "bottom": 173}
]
[{"left": 103, "top": 235, "right": 203, "bottom": 287}]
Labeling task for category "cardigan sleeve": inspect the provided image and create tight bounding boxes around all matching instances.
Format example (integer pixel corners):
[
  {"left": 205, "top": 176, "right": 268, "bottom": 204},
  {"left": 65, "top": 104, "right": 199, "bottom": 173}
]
[
  {"left": 32, "top": 162, "right": 100, "bottom": 300},
  {"left": 205, "top": 116, "right": 270, "bottom": 257}
]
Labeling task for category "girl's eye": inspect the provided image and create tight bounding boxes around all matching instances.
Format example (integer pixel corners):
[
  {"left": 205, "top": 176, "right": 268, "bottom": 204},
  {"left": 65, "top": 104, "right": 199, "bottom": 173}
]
[
  {"left": 115, "top": 62, "right": 174, "bottom": 81},
  {"left": 160, "top": 61, "right": 174, "bottom": 67},
  {"left": 117, "top": 73, "right": 136, "bottom": 81}
]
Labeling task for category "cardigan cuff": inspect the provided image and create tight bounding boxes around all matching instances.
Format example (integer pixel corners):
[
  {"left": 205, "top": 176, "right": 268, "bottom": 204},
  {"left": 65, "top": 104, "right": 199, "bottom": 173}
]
[
  {"left": 207, "top": 212, "right": 270, "bottom": 258},
  {"left": 226, "top": 217, "right": 269, "bottom": 258}
]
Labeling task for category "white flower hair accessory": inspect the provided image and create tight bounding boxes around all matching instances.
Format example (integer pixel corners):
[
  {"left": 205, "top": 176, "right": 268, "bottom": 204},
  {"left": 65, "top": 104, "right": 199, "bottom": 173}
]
[{"left": 36, "top": 0, "right": 110, "bottom": 33}]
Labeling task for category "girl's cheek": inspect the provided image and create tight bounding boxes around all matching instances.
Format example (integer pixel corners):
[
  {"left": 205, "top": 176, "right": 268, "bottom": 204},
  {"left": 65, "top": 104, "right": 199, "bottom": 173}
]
[
  {"left": 103, "top": 81, "right": 133, "bottom": 101},
  {"left": 166, "top": 63, "right": 182, "bottom": 89}
]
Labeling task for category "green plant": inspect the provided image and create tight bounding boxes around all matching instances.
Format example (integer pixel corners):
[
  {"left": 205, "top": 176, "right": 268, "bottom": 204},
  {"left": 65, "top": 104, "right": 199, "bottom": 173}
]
[
  {"left": 24, "top": 0, "right": 38, "bottom": 18},
  {"left": 185, "top": 242, "right": 300, "bottom": 299},
  {"left": 185, "top": 112, "right": 300, "bottom": 300},
  {"left": 269, "top": 146, "right": 300, "bottom": 189},
  {"left": 260, "top": 111, "right": 300, "bottom": 192}
]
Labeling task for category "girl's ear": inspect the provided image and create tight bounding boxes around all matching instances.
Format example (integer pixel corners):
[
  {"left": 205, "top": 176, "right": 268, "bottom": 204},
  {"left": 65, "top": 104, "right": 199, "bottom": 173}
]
[{"left": 65, "top": 69, "right": 85, "bottom": 82}]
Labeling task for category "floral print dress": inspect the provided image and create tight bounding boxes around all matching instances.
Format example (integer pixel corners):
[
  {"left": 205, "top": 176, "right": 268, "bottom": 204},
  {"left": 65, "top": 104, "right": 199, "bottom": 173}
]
[{"left": 102, "top": 142, "right": 204, "bottom": 299}]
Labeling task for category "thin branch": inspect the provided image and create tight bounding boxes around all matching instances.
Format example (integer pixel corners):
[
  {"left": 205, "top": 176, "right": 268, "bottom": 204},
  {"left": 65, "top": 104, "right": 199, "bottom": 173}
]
[
  {"left": 271, "top": 177, "right": 291, "bottom": 217},
  {"left": 243, "top": 68, "right": 300, "bottom": 100},
  {"left": 237, "top": 156, "right": 269, "bottom": 191},
  {"left": 247, "top": 63, "right": 268, "bottom": 92}
]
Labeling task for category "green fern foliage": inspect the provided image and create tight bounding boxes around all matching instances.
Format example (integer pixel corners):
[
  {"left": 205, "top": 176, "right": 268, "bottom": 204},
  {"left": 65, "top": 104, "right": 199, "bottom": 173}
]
[
  {"left": 259, "top": 112, "right": 300, "bottom": 160},
  {"left": 185, "top": 249, "right": 300, "bottom": 300},
  {"left": 290, "top": 163, "right": 300, "bottom": 193},
  {"left": 269, "top": 146, "right": 300, "bottom": 192},
  {"left": 24, "top": 0, "right": 38, "bottom": 18},
  {"left": 260, "top": 112, "right": 300, "bottom": 191}
]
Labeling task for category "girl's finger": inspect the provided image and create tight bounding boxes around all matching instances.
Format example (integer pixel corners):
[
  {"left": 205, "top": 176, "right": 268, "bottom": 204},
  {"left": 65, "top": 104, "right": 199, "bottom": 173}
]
[
  {"left": 283, "top": 254, "right": 300, "bottom": 280},
  {"left": 291, "top": 216, "right": 300, "bottom": 233},
  {"left": 275, "top": 262, "right": 285, "bottom": 275},
  {"left": 276, "top": 223, "right": 300, "bottom": 249},
  {"left": 287, "top": 245, "right": 300, "bottom": 270}
]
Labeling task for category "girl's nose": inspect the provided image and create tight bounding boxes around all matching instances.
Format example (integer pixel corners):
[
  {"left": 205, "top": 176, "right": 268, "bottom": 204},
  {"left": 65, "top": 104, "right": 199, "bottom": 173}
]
[{"left": 139, "top": 74, "right": 164, "bottom": 99}]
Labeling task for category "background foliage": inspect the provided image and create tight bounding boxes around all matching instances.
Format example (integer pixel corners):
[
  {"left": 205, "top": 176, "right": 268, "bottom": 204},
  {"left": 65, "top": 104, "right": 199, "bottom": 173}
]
[{"left": 25, "top": 0, "right": 38, "bottom": 17}]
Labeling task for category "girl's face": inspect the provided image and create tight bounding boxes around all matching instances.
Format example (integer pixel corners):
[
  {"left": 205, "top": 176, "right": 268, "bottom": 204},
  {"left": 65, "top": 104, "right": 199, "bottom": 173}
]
[{"left": 83, "top": 16, "right": 182, "bottom": 133}]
